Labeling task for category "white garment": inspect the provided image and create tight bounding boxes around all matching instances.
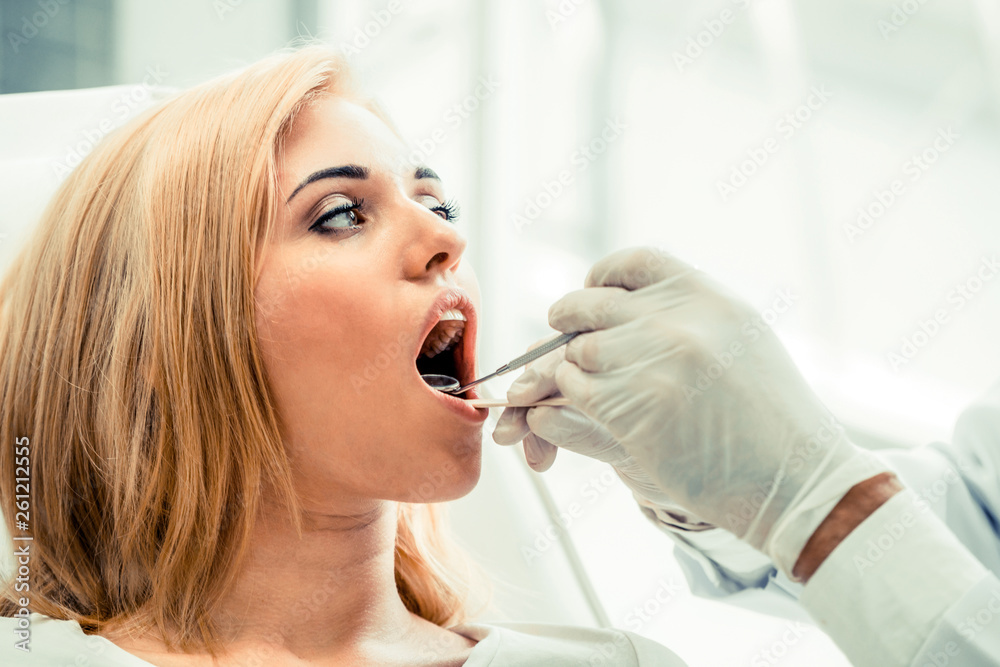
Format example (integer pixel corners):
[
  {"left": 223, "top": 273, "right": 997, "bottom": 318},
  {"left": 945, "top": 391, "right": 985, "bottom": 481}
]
[
  {"left": 649, "top": 377, "right": 1000, "bottom": 666},
  {"left": 0, "top": 613, "right": 685, "bottom": 666}
]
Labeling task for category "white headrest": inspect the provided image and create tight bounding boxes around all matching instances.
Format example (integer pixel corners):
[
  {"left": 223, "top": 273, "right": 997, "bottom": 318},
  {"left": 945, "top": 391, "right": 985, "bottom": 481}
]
[
  {"left": 0, "top": 84, "right": 174, "bottom": 581},
  {"left": 0, "top": 85, "right": 176, "bottom": 269}
]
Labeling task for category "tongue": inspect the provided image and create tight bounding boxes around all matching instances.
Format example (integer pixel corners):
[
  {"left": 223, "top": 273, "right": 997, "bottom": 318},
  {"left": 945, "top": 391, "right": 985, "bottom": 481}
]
[{"left": 420, "top": 320, "right": 465, "bottom": 358}]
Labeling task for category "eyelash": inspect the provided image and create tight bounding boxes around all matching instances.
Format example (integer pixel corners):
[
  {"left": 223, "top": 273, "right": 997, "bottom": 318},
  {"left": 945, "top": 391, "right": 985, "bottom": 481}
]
[
  {"left": 431, "top": 199, "right": 461, "bottom": 222},
  {"left": 310, "top": 197, "right": 366, "bottom": 236},
  {"left": 309, "top": 197, "right": 461, "bottom": 236}
]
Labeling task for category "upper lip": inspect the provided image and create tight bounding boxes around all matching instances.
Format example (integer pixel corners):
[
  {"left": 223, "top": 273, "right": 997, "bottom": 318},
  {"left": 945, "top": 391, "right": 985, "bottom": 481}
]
[{"left": 414, "top": 287, "right": 477, "bottom": 388}]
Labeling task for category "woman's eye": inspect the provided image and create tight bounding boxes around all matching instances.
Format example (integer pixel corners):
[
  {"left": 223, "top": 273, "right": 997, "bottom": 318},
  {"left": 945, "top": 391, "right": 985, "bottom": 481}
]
[
  {"left": 429, "top": 198, "right": 461, "bottom": 223},
  {"left": 310, "top": 198, "right": 365, "bottom": 235},
  {"left": 414, "top": 195, "right": 461, "bottom": 223},
  {"left": 322, "top": 209, "right": 357, "bottom": 227}
]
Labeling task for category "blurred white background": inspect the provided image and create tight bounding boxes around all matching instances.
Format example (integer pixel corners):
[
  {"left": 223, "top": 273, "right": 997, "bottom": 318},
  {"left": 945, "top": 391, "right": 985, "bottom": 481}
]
[{"left": 2, "top": 1, "right": 998, "bottom": 664}]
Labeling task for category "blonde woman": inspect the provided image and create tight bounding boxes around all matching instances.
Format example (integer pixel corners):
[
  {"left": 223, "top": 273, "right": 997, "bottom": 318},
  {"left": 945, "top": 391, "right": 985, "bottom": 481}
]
[{"left": 0, "top": 45, "right": 682, "bottom": 665}]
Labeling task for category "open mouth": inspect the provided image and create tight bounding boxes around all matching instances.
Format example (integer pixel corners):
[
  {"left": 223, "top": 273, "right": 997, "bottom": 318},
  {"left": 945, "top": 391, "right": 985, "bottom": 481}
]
[
  {"left": 415, "top": 309, "right": 465, "bottom": 383},
  {"left": 412, "top": 289, "right": 488, "bottom": 421}
]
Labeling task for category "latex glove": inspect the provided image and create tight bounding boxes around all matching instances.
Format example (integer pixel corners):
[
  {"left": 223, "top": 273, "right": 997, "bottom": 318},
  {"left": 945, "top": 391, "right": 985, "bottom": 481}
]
[
  {"left": 493, "top": 341, "right": 715, "bottom": 531},
  {"left": 513, "top": 246, "right": 889, "bottom": 579},
  {"left": 493, "top": 343, "right": 715, "bottom": 530}
]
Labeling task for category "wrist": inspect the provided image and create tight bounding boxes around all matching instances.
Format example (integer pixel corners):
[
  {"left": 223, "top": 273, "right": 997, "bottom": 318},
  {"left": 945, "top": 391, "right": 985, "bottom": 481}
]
[{"left": 791, "top": 472, "right": 904, "bottom": 582}]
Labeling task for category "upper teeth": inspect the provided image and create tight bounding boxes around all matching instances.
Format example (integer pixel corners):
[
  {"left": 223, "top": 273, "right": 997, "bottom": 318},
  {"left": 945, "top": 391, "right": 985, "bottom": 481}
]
[
  {"left": 439, "top": 309, "right": 467, "bottom": 322},
  {"left": 419, "top": 309, "right": 467, "bottom": 358}
]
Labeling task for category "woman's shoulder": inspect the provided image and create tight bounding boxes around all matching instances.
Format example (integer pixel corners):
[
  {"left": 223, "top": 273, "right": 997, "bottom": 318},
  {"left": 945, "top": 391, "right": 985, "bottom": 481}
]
[
  {"left": 450, "top": 619, "right": 687, "bottom": 666},
  {"left": 0, "top": 612, "right": 149, "bottom": 665}
]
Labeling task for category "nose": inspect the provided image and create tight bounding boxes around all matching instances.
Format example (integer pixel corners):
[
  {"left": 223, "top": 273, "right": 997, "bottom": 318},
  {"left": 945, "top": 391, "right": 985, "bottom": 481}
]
[{"left": 403, "top": 204, "right": 467, "bottom": 279}]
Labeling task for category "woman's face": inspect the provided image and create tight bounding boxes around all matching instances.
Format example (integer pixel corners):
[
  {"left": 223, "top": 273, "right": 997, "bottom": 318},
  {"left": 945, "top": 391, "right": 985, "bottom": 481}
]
[{"left": 255, "top": 94, "right": 489, "bottom": 510}]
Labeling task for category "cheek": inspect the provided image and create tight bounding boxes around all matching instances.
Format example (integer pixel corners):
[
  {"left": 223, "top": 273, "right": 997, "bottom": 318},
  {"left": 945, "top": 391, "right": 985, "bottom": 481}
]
[{"left": 254, "top": 251, "right": 394, "bottom": 432}]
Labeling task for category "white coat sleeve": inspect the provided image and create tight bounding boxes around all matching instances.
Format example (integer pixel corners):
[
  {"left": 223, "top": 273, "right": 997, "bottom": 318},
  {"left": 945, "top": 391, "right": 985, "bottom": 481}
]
[
  {"left": 642, "top": 377, "right": 1000, "bottom": 599},
  {"left": 798, "top": 487, "right": 995, "bottom": 666},
  {"left": 638, "top": 377, "right": 1000, "bottom": 664}
]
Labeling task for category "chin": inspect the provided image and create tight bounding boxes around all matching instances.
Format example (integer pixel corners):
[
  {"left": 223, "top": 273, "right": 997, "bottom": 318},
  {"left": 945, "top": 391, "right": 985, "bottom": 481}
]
[{"left": 406, "top": 439, "right": 482, "bottom": 503}]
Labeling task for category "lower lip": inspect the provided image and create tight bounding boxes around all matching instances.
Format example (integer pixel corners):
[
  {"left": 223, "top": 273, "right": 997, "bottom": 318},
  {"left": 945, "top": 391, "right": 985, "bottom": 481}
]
[{"left": 419, "top": 376, "right": 489, "bottom": 422}]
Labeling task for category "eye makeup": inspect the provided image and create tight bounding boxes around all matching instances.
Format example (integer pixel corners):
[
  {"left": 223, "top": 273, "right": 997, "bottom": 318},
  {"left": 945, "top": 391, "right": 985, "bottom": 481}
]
[
  {"left": 309, "top": 197, "right": 366, "bottom": 236},
  {"left": 307, "top": 196, "right": 461, "bottom": 236},
  {"left": 430, "top": 199, "right": 461, "bottom": 222}
]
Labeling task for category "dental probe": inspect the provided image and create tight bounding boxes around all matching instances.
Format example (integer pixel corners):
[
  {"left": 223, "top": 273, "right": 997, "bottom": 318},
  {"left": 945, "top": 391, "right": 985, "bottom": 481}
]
[{"left": 437, "top": 331, "right": 581, "bottom": 395}]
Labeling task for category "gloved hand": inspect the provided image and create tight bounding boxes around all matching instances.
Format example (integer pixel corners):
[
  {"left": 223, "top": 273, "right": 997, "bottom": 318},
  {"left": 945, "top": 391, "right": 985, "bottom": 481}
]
[
  {"left": 494, "top": 246, "right": 889, "bottom": 579},
  {"left": 493, "top": 342, "right": 715, "bottom": 531}
]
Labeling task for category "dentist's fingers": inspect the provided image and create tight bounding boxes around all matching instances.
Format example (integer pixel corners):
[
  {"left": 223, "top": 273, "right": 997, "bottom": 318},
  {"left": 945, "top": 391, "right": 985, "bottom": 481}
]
[
  {"left": 492, "top": 408, "right": 558, "bottom": 471},
  {"left": 492, "top": 406, "right": 529, "bottom": 445},
  {"left": 524, "top": 406, "right": 623, "bottom": 464},
  {"left": 552, "top": 359, "right": 598, "bottom": 414},
  {"left": 506, "top": 345, "right": 566, "bottom": 405},
  {"left": 583, "top": 246, "right": 696, "bottom": 290},
  {"left": 562, "top": 319, "right": 683, "bottom": 374},
  {"left": 495, "top": 335, "right": 577, "bottom": 445},
  {"left": 547, "top": 286, "right": 631, "bottom": 335},
  {"left": 523, "top": 433, "right": 557, "bottom": 472}
]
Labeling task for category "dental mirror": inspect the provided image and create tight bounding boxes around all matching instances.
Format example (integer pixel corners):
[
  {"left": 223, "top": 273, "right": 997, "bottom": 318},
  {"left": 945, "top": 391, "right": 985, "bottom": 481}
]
[{"left": 420, "top": 373, "right": 461, "bottom": 392}]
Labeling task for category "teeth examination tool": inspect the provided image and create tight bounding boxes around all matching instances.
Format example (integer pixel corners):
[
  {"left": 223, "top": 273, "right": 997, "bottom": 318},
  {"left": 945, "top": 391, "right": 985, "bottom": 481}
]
[{"left": 420, "top": 331, "right": 581, "bottom": 407}]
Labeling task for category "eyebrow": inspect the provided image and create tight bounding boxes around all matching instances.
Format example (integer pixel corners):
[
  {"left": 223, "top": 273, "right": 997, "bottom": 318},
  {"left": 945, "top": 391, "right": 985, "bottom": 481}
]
[
  {"left": 414, "top": 166, "right": 441, "bottom": 181},
  {"left": 286, "top": 164, "right": 369, "bottom": 204},
  {"left": 285, "top": 164, "right": 442, "bottom": 204}
]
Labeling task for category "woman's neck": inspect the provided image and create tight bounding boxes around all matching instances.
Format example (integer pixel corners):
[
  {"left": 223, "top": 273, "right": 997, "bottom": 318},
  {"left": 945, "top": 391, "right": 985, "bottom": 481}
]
[
  {"left": 211, "top": 500, "right": 412, "bottom": 654},
  {"left": 103, "top": 499, "right": 477, "bottom": 665}
]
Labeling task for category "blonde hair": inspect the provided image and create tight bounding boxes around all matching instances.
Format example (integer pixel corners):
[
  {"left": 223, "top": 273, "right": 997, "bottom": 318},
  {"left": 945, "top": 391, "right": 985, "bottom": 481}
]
[{"left": 0, "top": 43, "right": 488, "bottom": 656}]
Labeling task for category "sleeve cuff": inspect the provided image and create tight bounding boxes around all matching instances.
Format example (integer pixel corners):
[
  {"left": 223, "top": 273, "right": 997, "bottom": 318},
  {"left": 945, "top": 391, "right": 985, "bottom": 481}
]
[
  {"left": 800, "top": 488, "right": 989, "bottom": 667},
  {"left": 637, "top": 501, "right": 775, "bottom": 591}
]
